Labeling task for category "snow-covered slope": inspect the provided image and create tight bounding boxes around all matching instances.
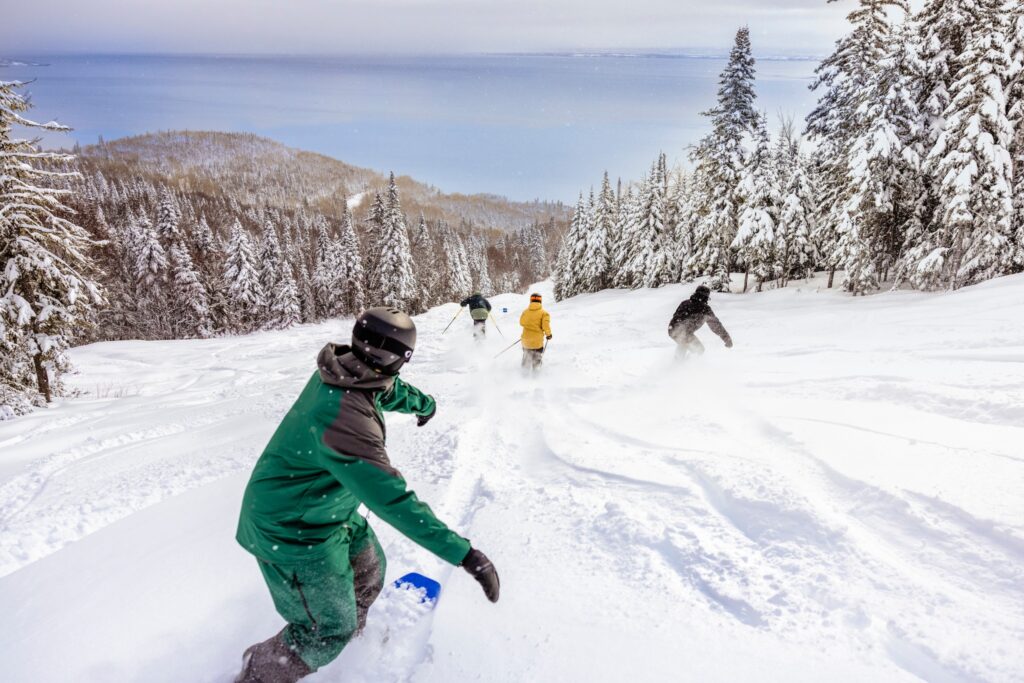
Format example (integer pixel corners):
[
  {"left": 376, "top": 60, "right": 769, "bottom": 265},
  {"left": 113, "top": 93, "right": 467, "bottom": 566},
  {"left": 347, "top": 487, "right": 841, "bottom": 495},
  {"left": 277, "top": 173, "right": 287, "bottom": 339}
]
[{"left": 1, "top": 276, "right": 1022, "bottom": 682}]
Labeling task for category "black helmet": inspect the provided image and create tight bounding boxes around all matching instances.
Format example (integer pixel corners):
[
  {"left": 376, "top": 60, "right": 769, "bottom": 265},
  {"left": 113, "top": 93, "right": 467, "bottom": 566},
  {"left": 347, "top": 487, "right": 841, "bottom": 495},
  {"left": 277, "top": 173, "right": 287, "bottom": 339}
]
[
  {"left": 692, "top": 285, "right": 711, "bottom": 302},
  {"left": 351, "top": 307, "right": 417, "bottom": 375}
]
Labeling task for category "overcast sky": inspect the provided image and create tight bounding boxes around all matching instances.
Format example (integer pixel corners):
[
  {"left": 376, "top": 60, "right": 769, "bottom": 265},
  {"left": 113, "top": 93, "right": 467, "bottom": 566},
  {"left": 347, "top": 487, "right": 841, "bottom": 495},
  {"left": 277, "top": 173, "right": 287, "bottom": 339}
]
[{"left": 1, "top": 0, "right": 900, "bottom": 56}]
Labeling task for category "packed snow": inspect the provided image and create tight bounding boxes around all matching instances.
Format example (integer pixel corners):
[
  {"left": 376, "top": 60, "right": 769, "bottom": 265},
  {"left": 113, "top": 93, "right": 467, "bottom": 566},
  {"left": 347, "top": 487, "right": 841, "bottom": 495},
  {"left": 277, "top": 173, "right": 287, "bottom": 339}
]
[{"left": 1, "top": 275, "right": 1022, "bottom": 682}]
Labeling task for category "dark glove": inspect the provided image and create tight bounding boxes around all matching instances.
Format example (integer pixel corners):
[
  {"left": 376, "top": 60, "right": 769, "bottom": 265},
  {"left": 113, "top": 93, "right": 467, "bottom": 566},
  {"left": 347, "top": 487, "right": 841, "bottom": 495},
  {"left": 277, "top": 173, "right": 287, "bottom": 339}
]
[
  {"left": 417, "top": 405, "right": 436, "bottom": 427},
  {"left": 461, "top": 547, "right": 500, "bottom": 602},
  {"left": 546, "top": 334, "right": 552, "bottom": 340},
  {"left": 725, "top": 338, "right": 734, "bottom": 349}
]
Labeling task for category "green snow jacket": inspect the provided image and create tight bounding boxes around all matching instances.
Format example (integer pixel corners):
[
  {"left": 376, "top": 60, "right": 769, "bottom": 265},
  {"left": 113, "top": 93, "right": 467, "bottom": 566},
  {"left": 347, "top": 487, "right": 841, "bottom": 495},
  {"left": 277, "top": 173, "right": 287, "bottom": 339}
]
[{"left": 236, "top": 343, "right": 471, "bottom": 567}]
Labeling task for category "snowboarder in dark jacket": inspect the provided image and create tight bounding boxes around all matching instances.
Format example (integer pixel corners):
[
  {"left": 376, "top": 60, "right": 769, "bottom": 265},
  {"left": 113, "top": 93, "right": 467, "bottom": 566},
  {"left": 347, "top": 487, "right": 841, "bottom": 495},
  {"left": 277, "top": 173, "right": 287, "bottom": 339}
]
[
  {"left": 668, "top": 285, "right": 733, "bottom": 358},
  {"left": 460, "top": 292, "right": 492, "bottom": 338},
  {"left": 235, "top": 307, "right": 500, "bottom": 683}
]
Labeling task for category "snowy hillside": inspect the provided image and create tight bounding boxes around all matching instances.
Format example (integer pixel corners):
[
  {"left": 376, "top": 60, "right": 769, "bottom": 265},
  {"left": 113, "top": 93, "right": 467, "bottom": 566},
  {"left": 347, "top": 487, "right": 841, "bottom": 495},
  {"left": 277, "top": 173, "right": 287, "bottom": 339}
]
[{"left": 1, "top": 276, "right": 1022, "bottom": 682}]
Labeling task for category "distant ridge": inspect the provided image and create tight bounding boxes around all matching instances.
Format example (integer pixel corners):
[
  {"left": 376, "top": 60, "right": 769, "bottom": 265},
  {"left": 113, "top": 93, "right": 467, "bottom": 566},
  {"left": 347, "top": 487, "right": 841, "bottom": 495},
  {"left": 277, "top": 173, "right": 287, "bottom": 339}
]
[{"left": 79, "top": 131, "right": 568, "bottom": 231}]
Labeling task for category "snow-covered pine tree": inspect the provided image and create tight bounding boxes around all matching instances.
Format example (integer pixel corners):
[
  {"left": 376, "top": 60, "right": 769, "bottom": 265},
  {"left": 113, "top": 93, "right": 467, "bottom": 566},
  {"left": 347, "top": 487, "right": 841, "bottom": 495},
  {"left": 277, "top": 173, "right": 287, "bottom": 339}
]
[
  {"left": 133, "top": 214, "right": 167, "bottom": 289},
  {"left": 620, "top": 162, "right": 671, "bottom": 289},
  {"left": 0, "top": 80, "right": 103, "bottom": 410},
  {"left": 370, "top": 173, "right": 418, "bottom": 310},
  {"left": 364, "top": 190, "right": 387, "bottom": 293},
  {"left": 669, "top": 177, "right": 698, "bottom": 283},
  {"left": 168, "top": 241, "right": 212, "bottom": 337},
  {"left": 1008, "top": 4, "right": 1024, "bottom": 270},
  {"left": 611, "top": 186, "right": 641, "bottom": 288},
  {"left": 467, "top": 231, "right": 493, "bottom": 295},
  {"left": 579, "top": 172, "right": 615, "bottom": 293},
  {"left": 337, "top": 203, "right": 366, "bottom": 314},
  {"left": 155, "top": 190, "right": 181, "bottom": 245},
  {"left": 311, "top": 217, "right": 333, "bottom": 319},
  {"left": 410, "top": 214, "right": 440, "bottom": 307},
  {"left": 688, "top": 26, "right": 760, "bottom": 291},
  {"left": 192, "top": 215, "right": 216, "bottom": 268},
  {"left": 733, "top": 114, "right": 778, "bottom": 291},
  {"left": 846, "top": 17, "right": 925, "bottom": 288},
  {"left": 915, "top": 0, "right": 986, "bottom": 240},
  {"left": 269, "top": 261, "right": 302, "bottom": 329},
  {"left": 928, "top": 0, "right": 1016, "bottom": 288},
  {"left": 776, "top": 153, "right": 819, "bottom": 286},
  {"left": 439, "top": 221, "right": 472, "bottom": 301},
  {"left": 130, "top": 213, "right": 173, "bottom": 334},
  {"left": 222, "top": 220, "right": 265, "bottom": 333},
  {"left": 258, "top": 218, "right": 283, "bottom": 326},
  {"left": 523, "top": 221, "right": 548, "bottom": 284},
  {"left": 558, "top": 193, "right": 592, "bottom": 296},
  {"left": 806, "top": 0, "right": 909, "bottom": 293}
]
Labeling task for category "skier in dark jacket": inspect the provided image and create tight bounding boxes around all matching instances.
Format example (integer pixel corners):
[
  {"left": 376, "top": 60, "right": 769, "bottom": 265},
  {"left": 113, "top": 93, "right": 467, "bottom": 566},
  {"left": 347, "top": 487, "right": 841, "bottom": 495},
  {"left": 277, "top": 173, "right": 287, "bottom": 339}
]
[
  {"left": 460, "top": 292, "right": 492, "bottom": 338},
  {"left": 668, "top": 285, "right": 733, "bottom": 358},
  {"left": 235, "top": 307, "right": 500, "bottom": 683}
]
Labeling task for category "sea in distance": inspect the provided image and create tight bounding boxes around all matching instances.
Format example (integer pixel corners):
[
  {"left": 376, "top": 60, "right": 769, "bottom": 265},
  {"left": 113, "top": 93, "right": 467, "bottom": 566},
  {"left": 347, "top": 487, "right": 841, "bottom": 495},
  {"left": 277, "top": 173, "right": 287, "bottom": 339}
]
[{"left": 3, "top": 52, "right": 819, "bottom": 202}]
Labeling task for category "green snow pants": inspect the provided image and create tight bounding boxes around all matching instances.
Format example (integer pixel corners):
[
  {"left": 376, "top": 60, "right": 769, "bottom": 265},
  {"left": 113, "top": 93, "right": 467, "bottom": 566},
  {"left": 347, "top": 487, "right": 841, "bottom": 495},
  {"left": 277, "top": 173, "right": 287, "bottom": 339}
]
[{"left": 256, "top": 521, "right": 386, "bottom": 670}]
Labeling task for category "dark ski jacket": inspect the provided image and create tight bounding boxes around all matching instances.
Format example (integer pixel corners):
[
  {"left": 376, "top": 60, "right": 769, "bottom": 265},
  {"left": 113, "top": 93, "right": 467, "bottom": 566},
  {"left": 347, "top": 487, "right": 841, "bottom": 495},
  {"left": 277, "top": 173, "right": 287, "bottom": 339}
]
[
  {"left": 669, "top": 296, "right": 732, "bottom": 344},
  {"left": 236, "top": 343, "right": 471, "bottom": 567},
  {"left": 460, "top": 294, "right": 492, "bottom": 321}
]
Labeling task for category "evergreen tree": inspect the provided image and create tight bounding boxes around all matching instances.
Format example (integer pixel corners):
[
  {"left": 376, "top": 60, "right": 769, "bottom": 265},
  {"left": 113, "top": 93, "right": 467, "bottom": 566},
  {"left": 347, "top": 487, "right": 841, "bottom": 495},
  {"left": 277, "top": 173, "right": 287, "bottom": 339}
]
[
  {"left": 169, "top": 241, "right": 212, "bottom": 337},
  {"left": 929, "top": 0, "right": 1016, "bottom": 288},
  {"left": 611, "top": 186, "right": 641, "bottom": 288},
  {"left": 733, "top": 115, "right": 778, "bottom": 291},
  {"left": 311, "top": 217, "right": 333, "bottom": 318},
  {"left": 269, "top": 261, "right": 302, "bottom": 329},
  {"left": 579, "top": 172, "right": 615, "bottom": 292},
  {"left": 192, "top": 215, "right": 216, "bottom": 266},
  {"left": 370, "top": 174, "right": 418, "bottom": 310},
  {"left": 133, "top": 214, "right": 167, "bottom": 289},
  {"left": 222, "top": 221, "right": 265, "bottom": 332},
  {"left": 258, "top": 218, "right": 283, "bottom": 323},
  {"left": 558, "top": 193, "right": 591, "bottom": 295},
  {"left": 155, "top": 190, "right": 180, "bottom": 244},
  {"left": 688, "top": 26, "right": 760, "bottom": 291},
  {"left": 846, "top": 19, "right": 925, "bottom": 288},
  {"left": 337, "top": 204, "right": 366, "bottom": 314},
  {"left": 806, "top": 0, "right": 910, "bottom": 292},
  {"left": 0, "top": 81, "right": 103, "bottom": 409},
  {"left": 468, "top": 231, "right": 493, "bottom": 295},
  {"left": 439, "top": 221, "right": 472, "bottom": 301},
  {"left": 776, "top": 155, "right": 819, "bottom": 286},
  {"left": 620, "top": 163, "right": 671, "bottom": 289},
  {"left": 364, "top": 190, "right": 387, "bottom": 291},
  {"left": 1008, "top": 5, "right": 1024, "bottom": 270},
  {"left": 411, "top": 214, "right": 440, "bottom": 307}
]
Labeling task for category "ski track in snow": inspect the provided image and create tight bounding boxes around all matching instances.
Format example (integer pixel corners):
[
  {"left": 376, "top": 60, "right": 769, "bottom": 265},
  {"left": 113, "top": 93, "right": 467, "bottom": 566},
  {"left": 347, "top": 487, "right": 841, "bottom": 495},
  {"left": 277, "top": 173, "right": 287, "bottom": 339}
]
[{"left": 1, "top": 275, "right": 1023, "bottom": 682}]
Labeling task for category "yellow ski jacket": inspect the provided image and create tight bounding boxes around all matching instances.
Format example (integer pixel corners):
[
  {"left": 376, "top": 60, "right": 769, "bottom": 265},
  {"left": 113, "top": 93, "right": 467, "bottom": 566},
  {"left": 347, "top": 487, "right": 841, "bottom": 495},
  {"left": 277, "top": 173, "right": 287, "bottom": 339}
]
[{"left": 519, "top": 302, "right": 552, "bottom": 350}]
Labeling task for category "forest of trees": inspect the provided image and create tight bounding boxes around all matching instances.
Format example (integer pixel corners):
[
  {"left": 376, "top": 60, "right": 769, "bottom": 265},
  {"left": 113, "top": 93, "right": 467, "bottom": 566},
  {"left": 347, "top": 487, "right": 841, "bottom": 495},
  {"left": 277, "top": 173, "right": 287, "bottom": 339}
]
[
  {"left": 0, "top": 85, "right": 562, "bottom": 418},
  {"left": 556, "top": 0, "right": 1024, "bottom": 299}
]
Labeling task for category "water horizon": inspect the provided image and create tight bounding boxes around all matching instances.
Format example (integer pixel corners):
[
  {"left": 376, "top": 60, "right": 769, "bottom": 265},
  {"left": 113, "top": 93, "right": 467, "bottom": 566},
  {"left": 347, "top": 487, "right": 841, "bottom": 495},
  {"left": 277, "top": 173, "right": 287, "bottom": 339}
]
[{"left": 2, "top": 52, "right": 820, "bottom": 202}]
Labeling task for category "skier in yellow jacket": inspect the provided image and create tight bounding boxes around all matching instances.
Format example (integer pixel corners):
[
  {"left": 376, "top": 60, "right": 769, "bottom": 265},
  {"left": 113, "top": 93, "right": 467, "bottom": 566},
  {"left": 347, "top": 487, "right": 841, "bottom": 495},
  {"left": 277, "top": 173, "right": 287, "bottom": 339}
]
[{"left": 519, "top": 292, "right": 552, "bottom": 372}]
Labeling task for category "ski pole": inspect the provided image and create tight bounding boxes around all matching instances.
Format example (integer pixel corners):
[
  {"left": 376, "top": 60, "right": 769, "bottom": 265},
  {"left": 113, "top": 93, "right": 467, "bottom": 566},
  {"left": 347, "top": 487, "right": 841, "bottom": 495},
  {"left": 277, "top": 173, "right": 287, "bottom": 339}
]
[
  {"left": 494, "top": 339, "right": 521, "bottom": 358},
  {"left": 488, "top": 312, "right": 505, "bottom": 338},
  {"left": 441, "top": 307, "right": 464, "bottom": 335}
]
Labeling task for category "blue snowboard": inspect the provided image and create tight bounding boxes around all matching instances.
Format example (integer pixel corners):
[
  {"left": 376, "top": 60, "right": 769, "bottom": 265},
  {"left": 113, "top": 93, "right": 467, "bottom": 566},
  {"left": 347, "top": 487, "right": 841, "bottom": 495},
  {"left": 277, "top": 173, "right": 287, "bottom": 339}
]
[{"left": 393, "top": 572, "right": 442, "bottom": 605}]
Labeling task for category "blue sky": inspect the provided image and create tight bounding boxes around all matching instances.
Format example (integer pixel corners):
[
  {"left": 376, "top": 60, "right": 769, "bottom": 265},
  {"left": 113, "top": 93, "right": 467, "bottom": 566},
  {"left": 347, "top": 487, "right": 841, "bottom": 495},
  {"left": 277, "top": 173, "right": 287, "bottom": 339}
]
[{"left": 1, "top": 0, "right": 914, "bottom": 56}]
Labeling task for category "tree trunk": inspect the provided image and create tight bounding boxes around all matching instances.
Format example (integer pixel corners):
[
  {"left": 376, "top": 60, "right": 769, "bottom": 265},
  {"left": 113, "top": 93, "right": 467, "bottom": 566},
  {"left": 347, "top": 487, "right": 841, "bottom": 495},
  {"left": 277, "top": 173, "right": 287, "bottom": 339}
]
[
  {"left": 827, "top": 266, "right": 835, "bottom": 289},
  {"left": 742, "top": 268, "right": 749, "bottom": 293},
  {"left": 33, "top": 352, "right": 51, "bottom": 404}
]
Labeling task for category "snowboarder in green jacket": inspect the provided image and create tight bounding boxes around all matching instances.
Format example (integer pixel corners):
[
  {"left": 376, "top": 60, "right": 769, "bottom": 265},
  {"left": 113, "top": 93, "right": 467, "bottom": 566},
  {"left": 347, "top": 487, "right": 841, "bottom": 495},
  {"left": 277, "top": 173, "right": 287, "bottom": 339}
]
[{"left": 235, "top": 307, "right": 500, "bottom": 683}]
